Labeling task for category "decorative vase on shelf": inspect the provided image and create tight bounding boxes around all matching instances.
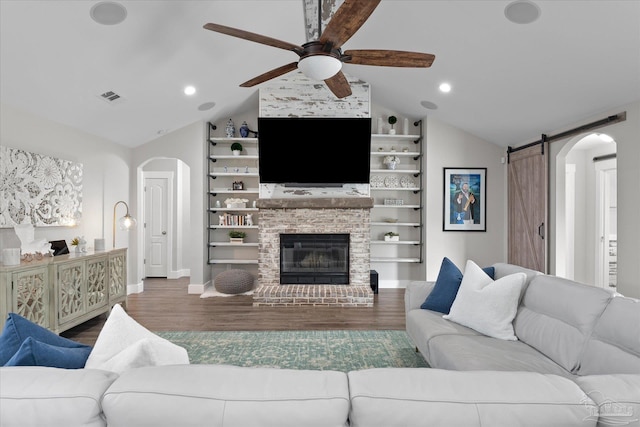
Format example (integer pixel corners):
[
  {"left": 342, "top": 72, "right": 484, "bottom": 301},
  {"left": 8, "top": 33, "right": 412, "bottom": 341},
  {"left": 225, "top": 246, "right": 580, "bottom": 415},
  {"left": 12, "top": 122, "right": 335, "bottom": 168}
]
[
  {"left": 225, "top": 119, "right": 235, "bottom": 138},
  {"left": 239, "top": 121, "right": 250, "bottom": 138},
  {"left": 387, "top": 162, "right": 398, "bottom": 170}
]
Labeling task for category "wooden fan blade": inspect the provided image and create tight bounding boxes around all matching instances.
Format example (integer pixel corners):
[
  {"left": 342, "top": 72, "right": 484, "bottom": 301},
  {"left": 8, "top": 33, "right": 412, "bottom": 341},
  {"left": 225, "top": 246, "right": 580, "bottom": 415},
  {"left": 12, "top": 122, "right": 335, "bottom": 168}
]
[
  {"left": 324, "top": 71, "right": 352, "bottom": 99},
  {"left": 204, "top": 23, "right": 303, "bottom": 53},
  {"left": 319, "top": 0, "right": 381, "bottom": 49},
  {"left": 343, "top": 50, "right": 435, "bottom": 68},
  {"left": 240, "top": 62, "right": 299, "bottom": 87}
]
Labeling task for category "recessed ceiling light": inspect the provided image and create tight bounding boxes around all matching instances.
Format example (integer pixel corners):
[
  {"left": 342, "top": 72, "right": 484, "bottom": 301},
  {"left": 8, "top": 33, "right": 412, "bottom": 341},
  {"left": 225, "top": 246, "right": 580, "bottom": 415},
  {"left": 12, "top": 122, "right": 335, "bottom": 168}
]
[
  {"left": 90, "top": 1, "right": 127, "bottom": 26},
  {"left": 184, "top": 86, "right": 196, "bottom": 96},
  {"left": 198, "top": 102, "right": 216, "bottom": 111},
  {"left": 439, "top": 83, "right": 451, "bottom": 93},
  {"left": 505, "top": 0, "right": 541, "bottom": 24},
  {"left": 420, "top": 101, "right": 438, "bottom": 110}
]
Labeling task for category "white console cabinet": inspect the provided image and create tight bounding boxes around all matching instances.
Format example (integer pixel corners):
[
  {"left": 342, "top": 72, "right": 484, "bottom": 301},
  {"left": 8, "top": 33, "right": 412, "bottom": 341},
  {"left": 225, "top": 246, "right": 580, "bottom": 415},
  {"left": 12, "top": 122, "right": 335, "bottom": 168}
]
[{"left": 0, "top": 248, "right": 127, "bottom": 334}]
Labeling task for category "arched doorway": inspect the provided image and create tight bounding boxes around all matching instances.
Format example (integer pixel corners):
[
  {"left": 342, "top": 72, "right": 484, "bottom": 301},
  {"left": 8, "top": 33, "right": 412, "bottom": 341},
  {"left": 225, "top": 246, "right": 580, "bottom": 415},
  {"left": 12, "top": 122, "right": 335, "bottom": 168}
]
[
  {"left": 554, "top": 133, "right": 616, "bottom": 288},
  {"left": 135, "top": 158, "right": 191, "bottom": 291}
]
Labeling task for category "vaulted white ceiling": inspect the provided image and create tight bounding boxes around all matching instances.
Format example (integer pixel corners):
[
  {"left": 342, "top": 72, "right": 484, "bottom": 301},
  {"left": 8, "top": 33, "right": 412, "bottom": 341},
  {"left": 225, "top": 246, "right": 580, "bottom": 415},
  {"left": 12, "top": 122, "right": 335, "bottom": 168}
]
[{"left": 1, "top": 1, "right": 638, "bottom": 148}]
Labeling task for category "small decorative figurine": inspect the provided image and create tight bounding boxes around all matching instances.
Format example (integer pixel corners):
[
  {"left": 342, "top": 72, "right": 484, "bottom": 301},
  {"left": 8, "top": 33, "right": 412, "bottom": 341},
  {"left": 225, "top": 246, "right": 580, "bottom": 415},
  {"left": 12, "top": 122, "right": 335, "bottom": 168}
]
[
  {"left": 225, "top": 119, "right": 235, "bottom": 138},
  {"left": 239, "top": 121, "right": 250, "bottom": 138},
  {"left": 245, "top": 166, "right": 249, "bottom": 173},
  {"left": 245, "top": 214, "right": 253, "bottom": 226},
  {"left": 215, "top": 200, "right": 221, "bottom": 208},
  {"left": 219, "top": 215, "right": 225, "bottom": 226}
]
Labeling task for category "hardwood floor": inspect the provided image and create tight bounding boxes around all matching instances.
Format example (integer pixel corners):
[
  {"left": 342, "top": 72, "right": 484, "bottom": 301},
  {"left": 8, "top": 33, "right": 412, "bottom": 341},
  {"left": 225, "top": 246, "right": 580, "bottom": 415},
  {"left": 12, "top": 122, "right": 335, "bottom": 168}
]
[{"left": 61, "top": 277, "right": 408, "bottom": 347}]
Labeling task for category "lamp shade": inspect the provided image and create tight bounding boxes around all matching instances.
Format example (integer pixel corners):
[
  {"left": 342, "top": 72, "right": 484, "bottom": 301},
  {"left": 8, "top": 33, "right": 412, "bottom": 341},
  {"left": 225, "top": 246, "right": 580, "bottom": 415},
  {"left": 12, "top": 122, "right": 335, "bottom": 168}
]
[
  {"left": 297, "top": 55, "right": 342, "bottom": 80},
  {"left": 118, "top": 214, "right": 137, "bottom": 230}
]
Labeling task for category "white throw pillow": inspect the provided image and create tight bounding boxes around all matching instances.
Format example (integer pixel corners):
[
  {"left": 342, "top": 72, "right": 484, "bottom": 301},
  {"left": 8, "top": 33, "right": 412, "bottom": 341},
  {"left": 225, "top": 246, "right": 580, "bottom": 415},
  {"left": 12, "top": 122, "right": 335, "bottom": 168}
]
[
  {"left": 443, "top": 260, "right": 526, "bottom": 340},
  {"left": 85, "top": 304, "right": 189, "bottom": 373}
]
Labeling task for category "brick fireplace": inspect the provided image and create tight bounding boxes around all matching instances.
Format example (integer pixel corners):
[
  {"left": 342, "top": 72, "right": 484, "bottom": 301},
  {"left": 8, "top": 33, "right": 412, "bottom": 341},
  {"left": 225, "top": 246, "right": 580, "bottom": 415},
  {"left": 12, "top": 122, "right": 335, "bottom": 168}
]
[{"left": 253, "top": 197, "right": 374, "bottom": 307}]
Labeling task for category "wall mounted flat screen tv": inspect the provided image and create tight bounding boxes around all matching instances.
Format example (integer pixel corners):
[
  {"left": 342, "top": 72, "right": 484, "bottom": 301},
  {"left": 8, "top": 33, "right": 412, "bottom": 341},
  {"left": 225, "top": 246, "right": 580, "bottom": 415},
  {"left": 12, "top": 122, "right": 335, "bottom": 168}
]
[{"left": 258, "top": 117, "right": 372, "bottom": 186}]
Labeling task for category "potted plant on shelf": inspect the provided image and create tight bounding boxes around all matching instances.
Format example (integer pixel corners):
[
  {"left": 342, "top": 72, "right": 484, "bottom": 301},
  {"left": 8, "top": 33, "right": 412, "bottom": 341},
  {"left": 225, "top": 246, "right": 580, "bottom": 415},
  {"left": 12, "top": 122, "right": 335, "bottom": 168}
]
[
  {"left": 229, "top": 230, "right": 246, "bottom": 243},
  {"left": 388, "top": 116, "right": 397, "bottom": 135},
  {"left": 384, "top": 232, "right": 399, "bottom": 242},
  {"left": 230, "top": 142, "right": 243, "bottom": 156}
]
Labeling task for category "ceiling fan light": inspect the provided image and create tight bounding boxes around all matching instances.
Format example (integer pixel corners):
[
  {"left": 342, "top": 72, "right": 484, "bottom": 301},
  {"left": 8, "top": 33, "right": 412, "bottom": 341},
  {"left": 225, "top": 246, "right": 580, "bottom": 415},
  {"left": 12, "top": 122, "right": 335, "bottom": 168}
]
[{"left": 298, "top": 55, "right": 342, "bottom": 81}]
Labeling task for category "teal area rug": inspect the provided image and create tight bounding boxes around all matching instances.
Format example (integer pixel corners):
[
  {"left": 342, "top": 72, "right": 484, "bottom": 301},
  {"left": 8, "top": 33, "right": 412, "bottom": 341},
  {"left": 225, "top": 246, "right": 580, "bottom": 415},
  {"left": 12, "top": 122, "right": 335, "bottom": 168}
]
[{"left": 156, "top": 330, "right": 428, "bottom": 371}]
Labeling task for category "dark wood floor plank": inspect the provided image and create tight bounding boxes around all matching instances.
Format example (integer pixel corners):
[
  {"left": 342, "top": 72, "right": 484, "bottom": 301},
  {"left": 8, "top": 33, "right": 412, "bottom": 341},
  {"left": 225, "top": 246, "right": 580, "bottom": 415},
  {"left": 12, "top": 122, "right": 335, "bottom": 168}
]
[{"left": 62, "top": 277, "right": 407, "bottom": 346}]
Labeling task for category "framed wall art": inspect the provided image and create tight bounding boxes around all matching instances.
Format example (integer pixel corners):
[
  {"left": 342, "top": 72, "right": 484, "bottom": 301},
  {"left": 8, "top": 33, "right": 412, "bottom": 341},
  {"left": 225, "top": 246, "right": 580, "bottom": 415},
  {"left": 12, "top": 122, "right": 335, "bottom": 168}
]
[
  {"left": 0, "top": 146, "right": 83, "bottom": 228},
  {"left": 443, "top": 167, "right": 486, "bottom": 232}
]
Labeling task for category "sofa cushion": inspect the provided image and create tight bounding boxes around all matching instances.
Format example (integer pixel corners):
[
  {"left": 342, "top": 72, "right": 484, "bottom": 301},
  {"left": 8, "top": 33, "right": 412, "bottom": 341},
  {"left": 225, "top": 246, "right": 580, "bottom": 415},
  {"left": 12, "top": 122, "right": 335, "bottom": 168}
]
[
  {"left": 84, "top": 304, "right": 189, "bottom": 373},
  {"left": 0, "top": 366, "right": 118, "bottom": 427},
  {"left": 0, "top": 312, "right": 92, "bottom": 366},
  {"left": 420, "top": 257, "right": 494, "bottom": 314},
  {"left": 101, "top": 364, "right": 350, "bottom": 427},
  {"left": 574, "top": 374, "right": 640, "bottom": 427},
  {"left": 406, "top": 307, "right": 481, "bottom": 362},
  {"left": 514, "top": 275, "right": 613, "bottom": 374},
  {"left": 577, "top": 296, "right": 640, "bottom": 375},
  {"left": 4, "top": 336, "right": 92, "bottom": 369},
  {"left": 427, "top": 334, "right": 574, "bottom": 377},
  {"left": 348, "top": 368, "right": 595, "bottom": 427},
  {"left": 443, "top": 260, "right": 525, "bottom": 340}
]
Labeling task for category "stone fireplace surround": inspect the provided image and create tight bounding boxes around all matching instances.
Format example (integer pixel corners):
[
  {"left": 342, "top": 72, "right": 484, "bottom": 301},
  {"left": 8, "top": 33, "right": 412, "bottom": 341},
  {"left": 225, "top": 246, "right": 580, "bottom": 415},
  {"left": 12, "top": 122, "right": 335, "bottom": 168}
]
[{"left": 253, "top": 198, "right": 374, "bottom": 307}]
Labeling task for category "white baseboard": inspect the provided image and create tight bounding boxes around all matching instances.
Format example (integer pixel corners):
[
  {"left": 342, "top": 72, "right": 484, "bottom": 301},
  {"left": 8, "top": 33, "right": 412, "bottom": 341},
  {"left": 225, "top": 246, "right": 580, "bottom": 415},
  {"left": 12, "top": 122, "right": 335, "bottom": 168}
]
[
  {"left": 188, "top": 280, "right": 211, "bottom": 295},
  {"left": 168, "top": 269, "right": 190, "bottom": 279},
  {"left": 378, "top": 280, "right": 410, "bottom": 289},
  {"left": 127, "top": 281, "right": 144, "bottom": 295}
]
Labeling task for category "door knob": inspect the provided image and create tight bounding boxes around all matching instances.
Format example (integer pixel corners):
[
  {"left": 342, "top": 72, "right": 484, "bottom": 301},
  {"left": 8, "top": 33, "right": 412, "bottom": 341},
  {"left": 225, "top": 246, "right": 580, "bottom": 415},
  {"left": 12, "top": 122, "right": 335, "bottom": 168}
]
[{"left": 162, "top": 231, "right": 167, "bottom": 235}]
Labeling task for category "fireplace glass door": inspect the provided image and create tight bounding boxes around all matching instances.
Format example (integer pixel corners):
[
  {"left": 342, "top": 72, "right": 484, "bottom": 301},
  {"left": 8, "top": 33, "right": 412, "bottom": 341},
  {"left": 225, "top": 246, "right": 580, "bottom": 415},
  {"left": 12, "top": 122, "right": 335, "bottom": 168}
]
[{"left": 280, "top": 234, "right": 349, "bottom": 284}]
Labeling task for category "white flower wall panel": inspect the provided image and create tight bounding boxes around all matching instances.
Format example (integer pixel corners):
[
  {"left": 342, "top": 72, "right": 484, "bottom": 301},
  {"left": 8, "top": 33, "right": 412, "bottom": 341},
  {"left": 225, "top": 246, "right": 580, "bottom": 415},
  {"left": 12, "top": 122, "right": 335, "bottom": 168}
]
[{"left": 0, "top": 146, "right": 83, "bottom": 227}]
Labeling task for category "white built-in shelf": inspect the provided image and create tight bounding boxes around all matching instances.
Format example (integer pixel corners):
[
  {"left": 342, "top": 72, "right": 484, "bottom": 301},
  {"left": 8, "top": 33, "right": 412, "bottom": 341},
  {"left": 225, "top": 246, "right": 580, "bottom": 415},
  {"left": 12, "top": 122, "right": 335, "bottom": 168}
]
[
  {"left": 209, "top": 137, "right": 258, "bottom": 144},
  {"left": 370, "top": 187, "right": 421, "bottom": 191},
  {"left": 209, "top": 155, "right": 259, "bottom": 160},
  {"left": 209, "top": 172, "right": 259, "bottom": 177},
  {"left": 370, "top": 257, "right": 421, "bottom": 263},
  {"left": 370, "top": 169, "right": 420, "bottom": 174},
  {"left": 209, "top": 188, "right": 259, "bottom": 194},
  {"left": 208, "top": 225, "right": 259, "bottom": 229},
  {"left": 208, "top": 207, "right": 259, "bottom": 212},
  {"left": 371, "top": 151, "right": 420, "bottom": 157},
  {"left": 371, "top": 134, "right": 421, "bottom": 140},
  {"left": 209, "top": 242, "right": 259, "bottom": 247},
  {"left": 371, "top": 240, "right": 420, "bottom": 245},
  {"left": 371, "top": 222, "right": 421, "bottom": 227},
  {"left": 208, "top": 259, "right": 259, "bottom": 264},
  {"left": 373, "top": 204, "right": 421, "bottom": 209}
]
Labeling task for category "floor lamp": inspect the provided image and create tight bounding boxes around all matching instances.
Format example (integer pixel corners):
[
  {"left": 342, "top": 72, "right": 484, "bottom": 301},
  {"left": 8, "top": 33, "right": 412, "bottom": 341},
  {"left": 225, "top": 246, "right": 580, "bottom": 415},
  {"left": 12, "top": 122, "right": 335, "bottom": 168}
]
[{"left": 113, "top": 200, "right": 137, "bottom": 248}]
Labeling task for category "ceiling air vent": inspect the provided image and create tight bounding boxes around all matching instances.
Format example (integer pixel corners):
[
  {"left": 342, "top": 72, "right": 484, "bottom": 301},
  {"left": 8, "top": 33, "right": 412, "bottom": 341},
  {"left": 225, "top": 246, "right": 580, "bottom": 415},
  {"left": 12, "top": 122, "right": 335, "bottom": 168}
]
[{"left": 98, "top": 90, "right": 125, "bottom": 105}]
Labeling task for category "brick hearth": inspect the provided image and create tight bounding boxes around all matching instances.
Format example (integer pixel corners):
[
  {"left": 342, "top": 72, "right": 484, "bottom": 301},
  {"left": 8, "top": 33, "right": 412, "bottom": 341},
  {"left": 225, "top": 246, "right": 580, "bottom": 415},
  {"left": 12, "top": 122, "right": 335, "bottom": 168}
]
[{"left": 254, "top": 198, "right": 374, "bottom": 307}]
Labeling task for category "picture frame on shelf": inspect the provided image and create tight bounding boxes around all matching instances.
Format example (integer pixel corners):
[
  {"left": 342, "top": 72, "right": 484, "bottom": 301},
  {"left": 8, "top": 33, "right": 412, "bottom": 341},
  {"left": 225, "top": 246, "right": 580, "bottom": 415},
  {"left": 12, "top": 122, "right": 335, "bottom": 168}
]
[
  {"left": 443, "top": 167, "right": 486, "bottom": 232},
  {"left": 232, "top": 181, "right": 244, "bottom": 190}
]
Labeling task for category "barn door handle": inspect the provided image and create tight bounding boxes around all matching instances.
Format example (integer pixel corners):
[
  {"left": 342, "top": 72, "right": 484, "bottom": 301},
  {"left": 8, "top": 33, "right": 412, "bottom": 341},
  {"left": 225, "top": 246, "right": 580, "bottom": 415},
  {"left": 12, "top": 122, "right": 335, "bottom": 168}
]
[{"left": 538, "top": 222, "right": 545, "bottom": 240}]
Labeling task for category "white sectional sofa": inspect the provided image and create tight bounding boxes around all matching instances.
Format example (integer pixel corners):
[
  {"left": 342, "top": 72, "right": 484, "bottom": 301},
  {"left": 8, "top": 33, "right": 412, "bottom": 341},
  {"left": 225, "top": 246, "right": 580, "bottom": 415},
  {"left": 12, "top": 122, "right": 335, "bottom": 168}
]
[{"left": 1, "top": 263, "right": 639, "bottom": 427}]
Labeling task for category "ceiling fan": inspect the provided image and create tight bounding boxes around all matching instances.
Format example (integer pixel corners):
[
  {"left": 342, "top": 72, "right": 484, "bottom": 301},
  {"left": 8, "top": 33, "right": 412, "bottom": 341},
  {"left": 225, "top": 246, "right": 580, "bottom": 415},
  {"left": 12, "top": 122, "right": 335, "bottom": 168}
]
[{"left": 203, "top": 0, "right": 435, "bottom": 99}]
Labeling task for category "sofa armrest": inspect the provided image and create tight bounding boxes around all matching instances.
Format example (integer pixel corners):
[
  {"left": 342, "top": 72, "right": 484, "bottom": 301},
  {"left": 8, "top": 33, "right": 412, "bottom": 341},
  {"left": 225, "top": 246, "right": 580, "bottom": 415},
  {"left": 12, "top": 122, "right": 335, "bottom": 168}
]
[{"left": 405, "top": 281, "right": 435, "bottom": 313}]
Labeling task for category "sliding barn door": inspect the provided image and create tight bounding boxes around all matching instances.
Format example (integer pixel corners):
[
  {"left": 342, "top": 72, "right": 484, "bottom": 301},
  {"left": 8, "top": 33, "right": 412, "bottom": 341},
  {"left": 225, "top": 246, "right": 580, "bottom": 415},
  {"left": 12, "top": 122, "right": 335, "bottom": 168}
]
[{"left": 508, "top": 143, "right": 548, "bottom": 272}]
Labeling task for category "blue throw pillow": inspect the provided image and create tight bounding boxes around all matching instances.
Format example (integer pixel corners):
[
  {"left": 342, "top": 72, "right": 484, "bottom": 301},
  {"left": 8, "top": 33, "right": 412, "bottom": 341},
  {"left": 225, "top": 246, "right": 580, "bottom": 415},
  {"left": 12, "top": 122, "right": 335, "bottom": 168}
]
[
  {"left": 0, "top": 313, "right": 92, "bottom": 365},
  {"left": 420, "top": 258, "right": 495, "bottom": 314},
  {"left": 4, "top": 336, "right": 92, "bottom": 369}
]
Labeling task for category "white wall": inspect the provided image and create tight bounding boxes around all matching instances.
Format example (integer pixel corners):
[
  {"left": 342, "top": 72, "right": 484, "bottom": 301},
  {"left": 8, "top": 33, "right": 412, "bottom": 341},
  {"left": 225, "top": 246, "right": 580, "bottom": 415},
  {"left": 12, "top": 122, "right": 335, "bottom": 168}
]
[
  {"left": 0, "top": 104, "right": 134, "bottom": 282},
  {"left": 548, "top": 101, "right": 639, "bottom": 298},
  {"left": 424, "top": 117, "right": 507, "bottom": 280}
]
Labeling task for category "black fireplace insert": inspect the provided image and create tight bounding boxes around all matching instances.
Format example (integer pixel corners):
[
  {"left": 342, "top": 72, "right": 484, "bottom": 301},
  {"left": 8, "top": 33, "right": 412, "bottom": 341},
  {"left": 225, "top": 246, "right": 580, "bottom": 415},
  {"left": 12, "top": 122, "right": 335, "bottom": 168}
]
[{"left": 280, "top": 233, "right": 349, "bottom": 284}]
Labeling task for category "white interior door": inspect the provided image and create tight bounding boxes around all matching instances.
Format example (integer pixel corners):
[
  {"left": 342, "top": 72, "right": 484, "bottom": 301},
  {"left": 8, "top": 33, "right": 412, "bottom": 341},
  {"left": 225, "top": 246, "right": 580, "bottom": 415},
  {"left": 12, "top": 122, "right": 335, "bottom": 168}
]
[
  {"left": 595, "top": 158, "right": 617, "bottom": 289},
  {"left": 144, "top": 175, "right": 170, "bottom": 277}
]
